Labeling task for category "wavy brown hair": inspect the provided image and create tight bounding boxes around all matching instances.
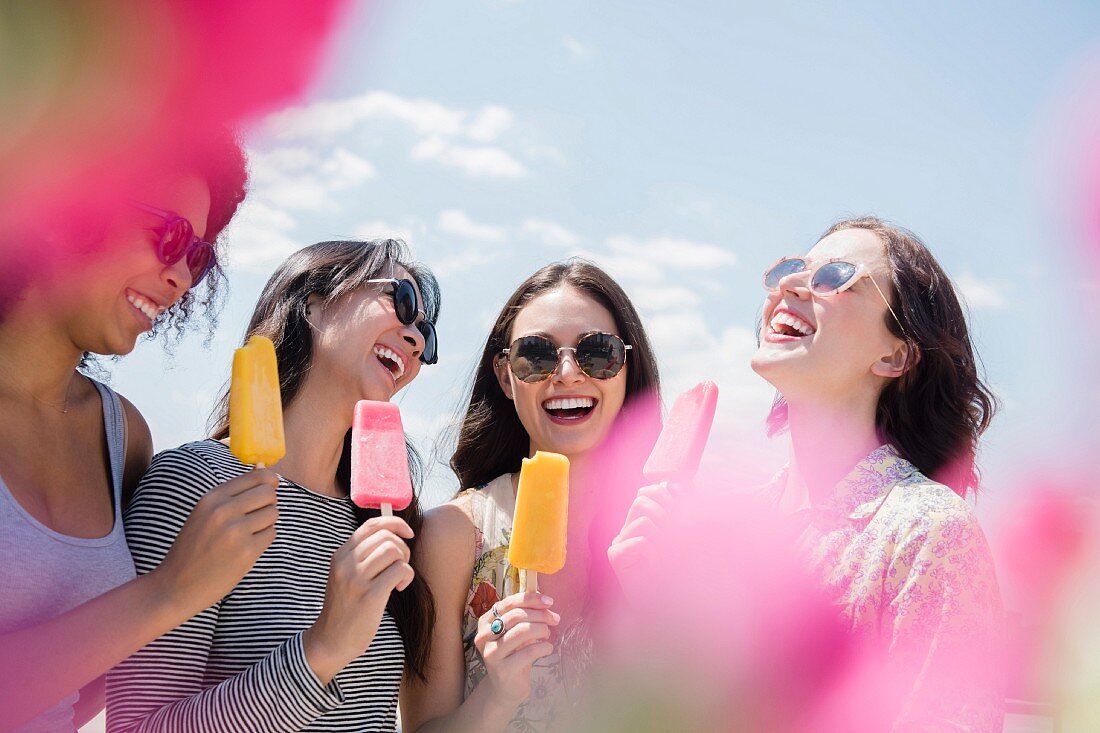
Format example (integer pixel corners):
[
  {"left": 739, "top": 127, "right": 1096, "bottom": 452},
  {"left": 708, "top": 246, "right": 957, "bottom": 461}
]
[
  {"left": 209, "top": 238, "right": 440, "bottom": 680},
  {"left": 766, "top": 216, "right": 997, "bottom": 497}
]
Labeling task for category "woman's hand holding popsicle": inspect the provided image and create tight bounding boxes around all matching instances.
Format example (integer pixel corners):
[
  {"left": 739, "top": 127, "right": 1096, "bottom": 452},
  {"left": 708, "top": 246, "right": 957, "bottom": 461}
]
[
  {"left": 473, "top": 591, "right": 559, "bottom": 706},
  {"left": 608, "top": 482, "right": 676, "bottom": 600},
  {"left": 303, "top": 515, "right": 415, "bottom": 685},
  {"left": 151, "top": 467, "right": 280, "bottom": 616}
]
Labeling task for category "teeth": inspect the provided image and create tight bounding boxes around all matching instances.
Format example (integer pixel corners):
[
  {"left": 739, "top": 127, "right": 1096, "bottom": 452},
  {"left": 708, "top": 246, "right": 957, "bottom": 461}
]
[
  {"left": 544, "top": 397, "right": 596, "bottom": 411},
  {"left": 127, "top": 293, "right": 162, "bottom": 321},
  {"left": 769, "top": 311, "right": 815, "bottom": 336},
  {"left": 373, "top": 345, "right": 406, "bottom": 380}
]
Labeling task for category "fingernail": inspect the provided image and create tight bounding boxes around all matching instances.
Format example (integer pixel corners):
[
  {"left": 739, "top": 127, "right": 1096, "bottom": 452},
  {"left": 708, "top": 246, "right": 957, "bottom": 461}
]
[{"left": 541, "top": 595, "right": 554, "bottom": 605}]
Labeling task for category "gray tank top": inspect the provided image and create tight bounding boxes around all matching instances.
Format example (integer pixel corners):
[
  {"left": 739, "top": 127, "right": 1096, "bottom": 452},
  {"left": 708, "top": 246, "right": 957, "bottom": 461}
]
[{"left": 0, "top": 378, "right": 137, "bottom": 733}]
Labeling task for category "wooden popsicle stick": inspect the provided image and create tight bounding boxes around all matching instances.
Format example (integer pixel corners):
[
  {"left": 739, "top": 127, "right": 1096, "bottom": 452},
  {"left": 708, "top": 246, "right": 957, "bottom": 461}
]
[
  {"left": 381, "top": 502, "right": 393, "bottom": 517},
  {"left": 518, "top": 569, "right": 539, "bottom": 594}
]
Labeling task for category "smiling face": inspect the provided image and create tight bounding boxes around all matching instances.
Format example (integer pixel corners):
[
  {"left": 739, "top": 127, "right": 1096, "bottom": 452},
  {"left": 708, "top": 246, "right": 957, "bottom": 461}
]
[
  {"left": 495, "top": 285, "right": 628, "bottom": 460},
  {"left": 751, "top": 227, "right": 910, "bottom": 406},
  {"left": 306, "top": 267, "right": 428, "bottom": 403},
  {"left": 44, "top": 175, "right": 210, "bottom": 356}
]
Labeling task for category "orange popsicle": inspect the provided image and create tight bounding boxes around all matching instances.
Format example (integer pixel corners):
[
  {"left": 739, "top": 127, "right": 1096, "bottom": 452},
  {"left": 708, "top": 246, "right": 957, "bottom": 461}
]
[
  {"left": 508, "top": 451, "right": 569, "bottom": 576},
  {"left": 229, "top": 335, "right": 285, "bottom": 467}
]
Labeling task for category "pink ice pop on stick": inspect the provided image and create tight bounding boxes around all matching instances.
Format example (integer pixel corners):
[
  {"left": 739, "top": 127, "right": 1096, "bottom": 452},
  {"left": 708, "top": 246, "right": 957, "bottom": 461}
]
[
  {"left": 643, "top": 381, "right": 719, "bottom": 483},
  {"left": 351, "top": 400, "right": 412, "bottom": 516}
]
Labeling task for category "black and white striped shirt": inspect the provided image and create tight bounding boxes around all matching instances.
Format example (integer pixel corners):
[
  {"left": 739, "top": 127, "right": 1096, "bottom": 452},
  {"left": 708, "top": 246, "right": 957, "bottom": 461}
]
[{"left": 105, "top": 439, "right": 404, "bottom": 733}]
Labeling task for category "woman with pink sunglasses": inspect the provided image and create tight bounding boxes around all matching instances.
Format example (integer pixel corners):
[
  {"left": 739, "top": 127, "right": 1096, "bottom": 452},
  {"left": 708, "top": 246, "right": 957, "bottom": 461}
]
[
  {"left": 612, "top": 217, "right": 1004, "bottom": 731},
  {"left": 0, "top": 137, "right": 282, "bottom": 732}
]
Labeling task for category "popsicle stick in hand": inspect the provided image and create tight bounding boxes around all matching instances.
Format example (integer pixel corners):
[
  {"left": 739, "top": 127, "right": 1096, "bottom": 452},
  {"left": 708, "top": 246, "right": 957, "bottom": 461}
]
[
  {"left": 381, "top": 502, "right": 393, "bottom": 517},
  {"left": 519, "top": 569, "right": 539, "bottom": 593}
]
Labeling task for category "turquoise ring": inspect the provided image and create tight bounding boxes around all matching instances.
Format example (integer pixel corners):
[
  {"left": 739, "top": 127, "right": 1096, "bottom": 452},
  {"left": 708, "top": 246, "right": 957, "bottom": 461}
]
[{"left": 490, "top": 618, "right": 506, "bottom": 636}]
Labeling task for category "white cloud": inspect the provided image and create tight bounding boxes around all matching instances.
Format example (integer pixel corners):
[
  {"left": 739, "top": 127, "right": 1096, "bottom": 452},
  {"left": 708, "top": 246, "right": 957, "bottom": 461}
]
[
  {"left": 955, "top": 272, "right": 1009, "bottom": 310},
  {"left": 519, "top": 218, "right": 580, "bottom": 248},
  {"left": 261, "top": 91, "right": 530, "bottom": 181},
  {"left": 466, "top": 106, "right": 515, "bottom": 142},
  {"left": 266, "top": 91, "right": 467, "bottom": 141},
  {"left": 411, "top": 137, "right": 527, "bottom": 178},
  {"left": 222, "top": 200, "right": 302, "bottom": 272},
  {"left": 248, "top": 146, "right": 376, "bottom": 211},
  {"left": 431, "top": 247, "right": 498, "bottom": 277},
  {"left": 606, "top": 235, "right": 736, "bottom": 270},
  {"left": 563, "top": 36, "right": 594, "bottom": 59},
  {"left": 353, "top": 219, "right": 419, "bottom": 245},
  {"left": 319, "top": 148, "right": 377, "bottom": 187},
  {"left": 437, "top": 209, "right": 508, "bottom": 243}
]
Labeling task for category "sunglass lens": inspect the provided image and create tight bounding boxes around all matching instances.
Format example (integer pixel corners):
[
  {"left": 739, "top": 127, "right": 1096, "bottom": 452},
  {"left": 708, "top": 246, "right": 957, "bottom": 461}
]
[
  {"left": 511, "top": 336, "right": 557, "bottom": 382},
  {"left": 764, "top": 258, "right": 806, "bottom": 290},
  {"left": 186, "top": 243, "right": 215, "bottom": 284},
  {"left": 393, "top": 280, "right": 418, "bottom": 324},
  {"left": 158, "top": 217, "right": 194, "bottom": 264},
  {"left": 417, "top": 321, "right": 438, "bottom": 365},
  {"left": 577, "top": 333, "right": 626, "bottom": 379},
  {"left": 811, "top": 262, "right": 858, "bottom": 293}
]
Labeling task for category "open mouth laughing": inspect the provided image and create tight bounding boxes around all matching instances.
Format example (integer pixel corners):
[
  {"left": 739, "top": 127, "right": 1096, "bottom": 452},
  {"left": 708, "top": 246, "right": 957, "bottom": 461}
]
[
  {"left": 542, "top": 395, "right": 598, "bottom": 424},
  {"left": 373, "top": 344, "right": 407, "bottom": 383},
  {"left": 767, "top": 308, "right": 816, "bottom": 340}
]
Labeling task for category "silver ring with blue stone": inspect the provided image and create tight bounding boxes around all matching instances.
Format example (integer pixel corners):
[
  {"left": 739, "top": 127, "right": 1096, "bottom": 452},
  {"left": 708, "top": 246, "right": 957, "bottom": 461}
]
[{"left": 489, "top": 604, "right": 506, "bottom": 636}]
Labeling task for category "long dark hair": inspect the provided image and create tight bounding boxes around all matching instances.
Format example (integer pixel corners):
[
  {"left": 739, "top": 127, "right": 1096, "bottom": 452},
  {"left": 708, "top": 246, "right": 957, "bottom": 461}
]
[
  {"left": 209, "top": 238, "right": 440, "bottom": 679},
  {"left": 451, "top": 258, "right": 661, "bottom": 601},
  {"left": 767, "top": 217, "right": 997, "bottom": 497}
]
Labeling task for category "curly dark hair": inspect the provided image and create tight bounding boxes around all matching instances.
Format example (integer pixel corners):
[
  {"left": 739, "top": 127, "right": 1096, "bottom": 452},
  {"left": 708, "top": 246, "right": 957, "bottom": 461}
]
[
  {"left": 144, "top": 130, "right": 248, "bottom": 346},
  {"left": 766, "top": 216, "right": 998, "bottom": 497}
]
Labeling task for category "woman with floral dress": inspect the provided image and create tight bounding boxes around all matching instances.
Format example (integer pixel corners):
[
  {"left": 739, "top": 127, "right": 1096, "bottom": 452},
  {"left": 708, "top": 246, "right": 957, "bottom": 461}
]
[
  {"left": 611, "top": 217, "right": 1005, "bottom": 731},
  {"left": 402, "top": 260, "right": 661, "bottom": 733}
]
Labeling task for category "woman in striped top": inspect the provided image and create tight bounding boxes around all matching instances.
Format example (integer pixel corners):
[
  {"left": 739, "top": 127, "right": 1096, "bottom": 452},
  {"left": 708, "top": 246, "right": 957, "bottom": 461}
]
[{"left": 106, "top": 239, "right": 441, "bottom": 732}]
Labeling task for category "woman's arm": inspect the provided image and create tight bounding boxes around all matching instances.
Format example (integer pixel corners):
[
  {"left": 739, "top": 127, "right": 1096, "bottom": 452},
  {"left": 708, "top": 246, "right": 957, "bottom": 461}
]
[
  {"left": 0, "top": 440, "right": 278, "bottom": 732},
  {"left": 401, "top": 500, "right": 556, "bottom": 733},
  {"left": 118, "top": 394, "right": 154, "bottom": 509},
  {"left": 106, "top": 447, "right": 338, "bottom": 733}
]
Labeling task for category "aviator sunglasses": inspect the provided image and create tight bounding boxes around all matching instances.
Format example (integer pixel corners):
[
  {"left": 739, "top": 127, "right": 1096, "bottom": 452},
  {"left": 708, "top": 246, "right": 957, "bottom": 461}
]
[
  {"left": 762, "top": 256, "right": 905, "bottom": 331},
  {"left": 501, "top": 332, "right": 631, "bottom": 383},
  {"left": 364, "top": 278, "right": 438, "bottom": 364},
  {"left": 132, "top": 202, "right": 217, "bottom": 286}
]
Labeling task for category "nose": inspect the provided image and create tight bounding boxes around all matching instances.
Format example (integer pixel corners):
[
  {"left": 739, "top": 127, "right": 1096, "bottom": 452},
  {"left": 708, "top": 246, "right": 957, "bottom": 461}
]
[
  {"left": 160, "top": 257, "right": 193, "bottom": 300},
  {"left": 552, "top": 349, "right": 586, "bottom": 386},
  {"left": 777, "top": 270, "right": 811, "bottom": 300},
  {"left": 400, "top": 322, "right": 424, "bottom": 361}
]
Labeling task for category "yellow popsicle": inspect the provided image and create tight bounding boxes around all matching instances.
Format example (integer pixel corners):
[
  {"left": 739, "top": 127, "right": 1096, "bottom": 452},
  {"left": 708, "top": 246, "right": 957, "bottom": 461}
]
[
  {"left": 508, "top": 451, "right": 569, "bottom": 575},
  {"left": 229, "top": 335, "right": 285, "bottom": 466}
]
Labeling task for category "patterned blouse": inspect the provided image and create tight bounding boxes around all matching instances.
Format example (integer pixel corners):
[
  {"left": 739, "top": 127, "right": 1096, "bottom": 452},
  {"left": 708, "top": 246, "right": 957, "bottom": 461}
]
[
  {"left": 452, "top": 474, "right": 590, "bottom": 733},
  {"left": 769, "top": 444, "right": 1005, "bottom": 732}
]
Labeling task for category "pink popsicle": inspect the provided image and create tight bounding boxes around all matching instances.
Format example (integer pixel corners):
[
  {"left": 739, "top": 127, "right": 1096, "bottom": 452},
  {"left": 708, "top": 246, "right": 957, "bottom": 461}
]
[
  {"left": 351, "top": 400, "right": 412, "bottom": 515},
  {"left": 643, "top": 381, "right": 719, "bottom": 483}
]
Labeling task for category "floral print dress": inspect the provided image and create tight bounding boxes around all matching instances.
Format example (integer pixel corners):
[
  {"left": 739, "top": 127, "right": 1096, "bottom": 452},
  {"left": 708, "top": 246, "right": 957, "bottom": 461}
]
[
  {"left": 769, "top": 444, "right": 1005, "bottom": 732},
  {"left": 455, "top": 474, "right": 585, "bottom": 733}
]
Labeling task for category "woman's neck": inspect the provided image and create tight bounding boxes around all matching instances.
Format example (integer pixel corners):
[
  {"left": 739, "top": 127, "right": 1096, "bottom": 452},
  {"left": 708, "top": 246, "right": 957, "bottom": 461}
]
[
  {"left": 276, "top": 376, "right": 354, "bottom": 497},
  {"left": 0, "top": 292, "right": 85, "bottom": 406},
  {"left": 783, "top": 396, "right": 883, "bottom": 510}
]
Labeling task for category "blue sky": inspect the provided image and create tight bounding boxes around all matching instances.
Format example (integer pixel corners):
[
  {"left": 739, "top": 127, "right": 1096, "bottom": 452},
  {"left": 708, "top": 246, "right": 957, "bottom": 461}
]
[{"left": 110, "top": 0, "right": 1100, "bottom": 527}]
